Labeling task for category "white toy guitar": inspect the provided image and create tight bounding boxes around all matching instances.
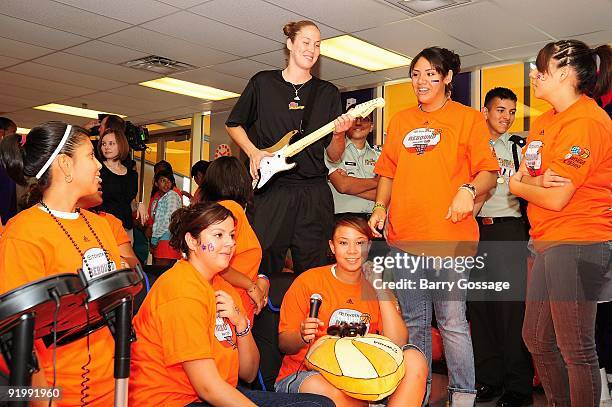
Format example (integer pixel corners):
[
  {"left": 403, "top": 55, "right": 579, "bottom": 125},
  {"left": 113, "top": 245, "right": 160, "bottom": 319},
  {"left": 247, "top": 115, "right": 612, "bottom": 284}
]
[{"left": 254, "top": 97, "right": 385, "bottom": 189}]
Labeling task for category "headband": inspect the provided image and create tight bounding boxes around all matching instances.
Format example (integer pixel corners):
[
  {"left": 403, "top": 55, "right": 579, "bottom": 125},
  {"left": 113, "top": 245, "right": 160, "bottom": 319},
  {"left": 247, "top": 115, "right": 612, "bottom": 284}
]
[{"left": 35, "top": 125, "right": 72, "bottom": 179}]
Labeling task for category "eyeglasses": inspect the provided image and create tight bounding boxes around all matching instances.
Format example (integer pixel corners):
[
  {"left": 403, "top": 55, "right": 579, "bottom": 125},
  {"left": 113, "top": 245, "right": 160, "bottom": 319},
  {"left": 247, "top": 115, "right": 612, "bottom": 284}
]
[{"left": 326, "top": 322, "right": 367, "bottom": 338}]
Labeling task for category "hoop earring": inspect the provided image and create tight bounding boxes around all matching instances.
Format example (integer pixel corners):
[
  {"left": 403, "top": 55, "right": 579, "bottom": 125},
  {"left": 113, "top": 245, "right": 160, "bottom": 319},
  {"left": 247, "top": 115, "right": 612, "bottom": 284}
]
[{"left": 65, "top": 174, "right": 73, "bottom": 183}]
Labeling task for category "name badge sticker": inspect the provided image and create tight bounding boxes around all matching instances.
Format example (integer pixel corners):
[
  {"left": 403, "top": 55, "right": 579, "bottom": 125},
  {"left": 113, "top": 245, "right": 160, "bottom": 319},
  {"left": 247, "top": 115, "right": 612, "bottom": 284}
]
[{"left": 82, "top": 247, "right": 116, "bottom": 282}]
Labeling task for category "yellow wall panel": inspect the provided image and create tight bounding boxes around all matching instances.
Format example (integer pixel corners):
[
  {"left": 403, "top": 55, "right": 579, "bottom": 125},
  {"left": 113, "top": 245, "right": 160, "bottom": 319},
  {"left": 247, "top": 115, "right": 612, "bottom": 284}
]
[
  {"left": 383, "top": 81, "right": 418, "bottom": 132},
  {"left": 481, "top": 63, "right": 525, "bottom": 132}
]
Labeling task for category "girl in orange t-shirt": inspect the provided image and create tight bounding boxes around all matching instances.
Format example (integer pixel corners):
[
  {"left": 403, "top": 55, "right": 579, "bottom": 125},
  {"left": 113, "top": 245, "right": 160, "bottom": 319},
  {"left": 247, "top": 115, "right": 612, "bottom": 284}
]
[
  {"left": 0, "top": 122, "right": 121, "bottom": 406},
  {"left": 198, "top": 156, "right": 268, "bottom": 322},
  {"left": 129, "top": 202, "right": 333, "bottom": 407},
  {"left": 509, "top": 40, "right": 611, "bottom": 406},
  {"left": 369, "top": 47, "right": 499, "bottom": 406}
]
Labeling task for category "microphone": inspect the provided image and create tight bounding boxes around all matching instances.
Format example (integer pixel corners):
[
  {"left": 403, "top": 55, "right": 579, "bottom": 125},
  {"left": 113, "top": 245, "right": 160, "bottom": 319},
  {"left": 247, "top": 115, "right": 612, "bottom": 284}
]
[{"left": 309, "top": 293, "right": 322, "bottom": 318}]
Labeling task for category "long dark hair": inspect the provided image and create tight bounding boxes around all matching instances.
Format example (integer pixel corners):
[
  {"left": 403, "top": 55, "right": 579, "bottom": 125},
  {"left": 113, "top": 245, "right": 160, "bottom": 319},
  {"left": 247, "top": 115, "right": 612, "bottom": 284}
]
[
  {"left": 535, "top": 40, "right": 611, "bottom": 100},
  {"left": 169, "top": 202, "right": 235, "bottom": 256},
  {"left": 0, "top": 121, "right": 89, "bottom": 192},
  {"left": 409, "top": 46, "right": 461, "bottom": 95},
  {"left": 199, "top": 156, "right": 253, "bottom": 208}
]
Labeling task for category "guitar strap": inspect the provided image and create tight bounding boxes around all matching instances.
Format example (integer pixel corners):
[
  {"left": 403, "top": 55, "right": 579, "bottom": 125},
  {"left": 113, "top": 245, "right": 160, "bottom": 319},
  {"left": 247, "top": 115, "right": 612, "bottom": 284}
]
[{"left": 298, "top": 77, "right": 321, "bottom": 136}]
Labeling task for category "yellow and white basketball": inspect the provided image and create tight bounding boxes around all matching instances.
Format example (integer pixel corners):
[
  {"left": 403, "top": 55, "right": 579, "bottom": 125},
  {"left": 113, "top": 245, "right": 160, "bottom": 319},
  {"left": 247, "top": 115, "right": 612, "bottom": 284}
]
[{"left": 305, "top": 334, "right": 405, "bottom": 401}]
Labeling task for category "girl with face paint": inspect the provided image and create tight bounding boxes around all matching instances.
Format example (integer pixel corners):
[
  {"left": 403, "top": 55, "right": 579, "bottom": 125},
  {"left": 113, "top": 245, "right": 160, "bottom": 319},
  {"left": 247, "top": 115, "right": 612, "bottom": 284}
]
[
  {"left": 369, "top": 47, "right": 499, "bottom": 406},
  {"left": 129, "top": 202, "right": 334, "bottom": 407}
]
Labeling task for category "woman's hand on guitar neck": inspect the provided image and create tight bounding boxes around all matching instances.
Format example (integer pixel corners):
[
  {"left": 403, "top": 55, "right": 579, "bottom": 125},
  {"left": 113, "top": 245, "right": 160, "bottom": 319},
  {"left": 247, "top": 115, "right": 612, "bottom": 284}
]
[
  {"left": 247, "top": 148, "right": 274, "bottom": 180},
  {"left": 333, "top": 113, "right": 354, "bottom": 136}
]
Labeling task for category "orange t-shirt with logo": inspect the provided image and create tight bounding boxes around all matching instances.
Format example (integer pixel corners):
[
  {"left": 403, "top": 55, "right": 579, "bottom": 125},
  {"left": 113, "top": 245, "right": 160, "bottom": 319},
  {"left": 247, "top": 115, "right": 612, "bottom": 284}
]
[
  {"left": 375, "top": 101, "right": 499, "bottom": 253},
  {"left": 219, "top": 200, "right": 262, "bottom": 322},
  {"left": 98, "top": 211, "right": 131, "bottom": 246},
  {"left": 277, "top": 265, "right": 383, "bottom": 382},
  {"left": 0, "top": 206, "right": 121, "bottom": 407},
  {"left": 524, "top": 95, "right": 611, "bottom": 246},
  {"left": 130, "top": 259, "right": 243, "bottom": 407}
]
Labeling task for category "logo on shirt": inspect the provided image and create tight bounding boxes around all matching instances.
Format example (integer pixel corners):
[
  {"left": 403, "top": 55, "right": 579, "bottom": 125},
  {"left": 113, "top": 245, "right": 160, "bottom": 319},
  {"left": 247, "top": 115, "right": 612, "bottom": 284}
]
[
  {"left": 329, "top": 308, "right": 371, "bottom": 333},
  {"left": 288, "top": 101, "right": 304, "bottom": 110},
  {"left": 525, "top": 140, "right": 544, "bottom": 177},
  {"left": 82, "top": 247, "right": 117, "bottom": 282},
  {"left": 562, "top": 145, "right": 590, "bottom": 168},
  {"left": 364, "top": 158, "right": 377, "bottom": 166},
  {"left": 346, "top": 298, "right": 354, "bottom": 304},
  {"left": 403, "top": 128, "right": 441, "bottom": 155},
  {"left": 214, "top": 316, "right": 237, "bottom": 349}
]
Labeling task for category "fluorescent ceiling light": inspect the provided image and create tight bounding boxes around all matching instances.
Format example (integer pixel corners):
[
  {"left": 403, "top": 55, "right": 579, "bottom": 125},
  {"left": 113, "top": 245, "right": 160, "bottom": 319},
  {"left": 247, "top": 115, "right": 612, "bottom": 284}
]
[
  {"left": 17, "top": 127, "right": 31, "bottom": 134},
  {"left": 34, "top": 103, "right": 126, "bottom": 119},
  {"left": 139, "top": 77, "right": 240, "bottom": 101},
  {"left": 321, "top": 35, "right": 411, "bottom": 71}
]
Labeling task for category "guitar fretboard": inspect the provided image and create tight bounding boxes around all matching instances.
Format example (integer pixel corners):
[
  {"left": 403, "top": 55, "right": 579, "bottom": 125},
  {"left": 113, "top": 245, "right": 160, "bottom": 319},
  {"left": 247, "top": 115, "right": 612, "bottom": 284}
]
[{"left": 285, "top": 121, "right": 336, "bottom": 157}]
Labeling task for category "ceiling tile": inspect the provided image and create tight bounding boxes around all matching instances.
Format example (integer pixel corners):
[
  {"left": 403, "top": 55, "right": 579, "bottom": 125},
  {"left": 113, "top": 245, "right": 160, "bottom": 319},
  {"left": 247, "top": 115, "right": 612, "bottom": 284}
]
[
  {"left": 266, "top": 0, "right": 410, "bottom": 33},
  {"left": 0, "top": 0, "right": 130, "bottom": 38},
  {"left": 0, "top": 104, "right": 20, "bottom": 114},
  {"left": 0, "top": 14, "right": 88, "bottom": 49},
  {"left": 65, "top": 91, "right": 196, "bottom": 116},
  {"left": 334, "top": 72, "right": 391, "bottom": 89},
  {"left": 249, "top": 49, "right": 286, "bottom": 68},
  {"left": 6, "top": 62, "right": 126, "bottom": 90},
  {"left": 356, "top": 19, "right": 477, "bottom": 58},
  {"left": 171, "top": 68, "right": 247, "bottom": 94},
  {"left": 459, "top": 52, "right": 500, "bottom": 70},
  {"left": 492, "top": 0, "right": 612, "bottom": 39},
  {"left": 189, "top": 0, "right": 342, "bottom": 41},
  {"left": 0, "top": 56, "right": 23, "bottom": 69},
  {"left": 107, "top": 85, "right": 208, "bottom": 106},
  {"left": 0, "top": 37, "right": 53, "bottom": 60},
  {"left": 571, "top": 30, "right": 612, "bottom": 47},
  {"left": 0, "top": 71, "right": 95, "bottom": 97},
  {"left": 209, "top": 59, "right": 278, "bottom": 79},
  {"left": 159, "top": 0, "right": 213, "bottom": 8},
  {"left": 101, "top": 27, "right": 239, "bottom": 67},
  {"left": 315, "top": 57, "right": 368, "bottom": 80},
  {"left": 418, "top": 2, "right": 551, "bottom": 51},
  {"left": 53, "top": 0, "right": 179, "bottom": 25},
  {"left": 0, "top": 94, "right": 48, "bottom": 109},
  {"left": 63, "top": 41, "right": 149, "bottom": 64},
  {"left": 378, "top": 66, "right": 410, "bottom": 81},
  {"left": 128, "top": 106, "right": 203, "bottom": 122},
  {"left": 33, "top": 52, "right": 161, "bottom": 83},
  {"left": 141, "top": 11, "right": 281, "bottom": 57},
  {"left": 7, "top": 107, "right": 96, "bottom": 126},
  {"left": 489, "top": 42, "right": 550, "bottom": 62},
  {"left": 0, "top": 82, "right": 66, "bottom": 102}
]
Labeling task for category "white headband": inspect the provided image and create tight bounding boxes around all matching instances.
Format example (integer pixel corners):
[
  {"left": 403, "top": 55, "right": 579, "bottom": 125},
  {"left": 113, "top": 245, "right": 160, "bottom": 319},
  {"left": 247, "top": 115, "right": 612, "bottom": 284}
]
[{"left": 35, "top": 125, "right": 72, "bottom": 179}]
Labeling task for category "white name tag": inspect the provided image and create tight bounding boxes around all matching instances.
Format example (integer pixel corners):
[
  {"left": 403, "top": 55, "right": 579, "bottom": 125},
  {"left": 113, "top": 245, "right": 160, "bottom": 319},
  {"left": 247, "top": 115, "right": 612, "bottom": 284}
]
[
  {"left": 82, "top": 247, "right": 117, "bottom": 282},
  {"left": 403, "top": 128, "right": 441, "bottom": 155}
]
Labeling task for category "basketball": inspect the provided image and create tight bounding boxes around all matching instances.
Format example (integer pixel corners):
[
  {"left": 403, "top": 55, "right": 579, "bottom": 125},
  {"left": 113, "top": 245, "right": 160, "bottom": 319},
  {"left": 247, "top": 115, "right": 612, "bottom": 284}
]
[{"left": 305, "top": 334, "right": 405, "bottom": 401}]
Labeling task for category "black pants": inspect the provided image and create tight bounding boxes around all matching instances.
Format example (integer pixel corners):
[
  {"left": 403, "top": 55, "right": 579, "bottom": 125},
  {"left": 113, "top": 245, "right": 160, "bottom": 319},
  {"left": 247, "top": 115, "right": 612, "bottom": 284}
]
[
  {"left": 250, "top": 180, "right": 334, "bottom": 275},
  {"left": 186, "top": 385, "right": 334, "bottom": 406},
  {"left": 469, "top": 218, "right": 533, "bottom": 396}
]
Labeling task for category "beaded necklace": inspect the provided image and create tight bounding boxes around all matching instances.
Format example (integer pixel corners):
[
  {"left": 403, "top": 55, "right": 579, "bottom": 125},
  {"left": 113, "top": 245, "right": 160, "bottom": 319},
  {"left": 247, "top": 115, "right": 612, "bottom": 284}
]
[{"left": 39, "top": 201, "right": 113, "bottom": 275}]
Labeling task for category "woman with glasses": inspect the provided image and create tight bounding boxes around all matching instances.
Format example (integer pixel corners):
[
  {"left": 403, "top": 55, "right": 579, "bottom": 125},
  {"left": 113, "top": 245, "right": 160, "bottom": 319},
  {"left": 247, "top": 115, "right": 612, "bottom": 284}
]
[
  {"left": 276, "top": 216, "right": 428, "bottom": 406},
  {"left": 509, "top": 40, "right": 611, "bottom": 406}
]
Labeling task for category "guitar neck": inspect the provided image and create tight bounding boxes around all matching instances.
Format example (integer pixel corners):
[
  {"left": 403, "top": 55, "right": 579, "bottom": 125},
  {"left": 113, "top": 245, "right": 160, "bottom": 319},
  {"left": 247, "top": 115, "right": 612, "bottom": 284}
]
[{"left": 285, "top": 121, "right": 336, "bottom": 158}]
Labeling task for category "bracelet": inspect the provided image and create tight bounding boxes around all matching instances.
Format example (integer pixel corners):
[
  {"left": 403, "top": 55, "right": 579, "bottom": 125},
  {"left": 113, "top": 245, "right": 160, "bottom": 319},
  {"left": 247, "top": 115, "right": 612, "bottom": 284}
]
[
  {"left": 236, "top": 318, "right": 251, "bottom": 337},
  {"left": 372, "top": 202, "right": 386, "bottom": 212},
  {"left": 458, "top": 184, "right": 476, "bottom": 199},
  {"left": 257, "top": 274, "right": 269, "bottom": 282}
]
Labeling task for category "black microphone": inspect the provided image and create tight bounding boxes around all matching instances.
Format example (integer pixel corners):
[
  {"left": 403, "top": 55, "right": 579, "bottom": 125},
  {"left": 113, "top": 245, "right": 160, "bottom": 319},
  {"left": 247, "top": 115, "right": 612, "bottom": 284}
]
[{"left": 309, "top": 293, "right": 322, "bottom": 318}]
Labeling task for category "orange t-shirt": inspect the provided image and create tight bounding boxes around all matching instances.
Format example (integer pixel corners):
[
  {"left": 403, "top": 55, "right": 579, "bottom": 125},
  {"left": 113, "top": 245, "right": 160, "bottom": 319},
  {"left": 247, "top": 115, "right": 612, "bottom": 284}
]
[
  {"left": 130, "top": 259, "right": 243, "bottom": 407},
  {"left": 375, "top": 101, "right": 499, "bottom": 254},
  {"left": 0, "top": 206, "right": 121, "bottom": 407},
  {"left": 98, "top": 211, "right": 131, "bottom": 246},
  {"left": 524, "top": 95, "right": 611, "bottom": 246},
  {"left": 277, "top": 265, "right": 383, "bottom": 382},
  {"left": 219, "top": 200, "right": 262, "bottom": 321}
]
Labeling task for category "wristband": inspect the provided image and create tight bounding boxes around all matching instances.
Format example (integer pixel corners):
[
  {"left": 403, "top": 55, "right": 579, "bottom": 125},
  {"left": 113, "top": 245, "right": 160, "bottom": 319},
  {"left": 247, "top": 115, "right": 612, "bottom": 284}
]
[
  {"left": 257, "top": 274, "right": 269, "bottom": 282},
  {"left": 372, "top": 202, "right": 386, "bottom": 212},
  {"left": 459, "top": 184, "right": 476, "bottom": 199},
  {"left": 236, "top": 318, "right": 251, "bottom": 337}
]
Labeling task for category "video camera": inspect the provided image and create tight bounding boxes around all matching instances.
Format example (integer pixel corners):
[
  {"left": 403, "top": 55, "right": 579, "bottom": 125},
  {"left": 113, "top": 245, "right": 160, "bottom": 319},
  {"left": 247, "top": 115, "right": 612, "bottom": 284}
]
[{"left": 90, "top": 114, "right": 149, "bottom": 152}]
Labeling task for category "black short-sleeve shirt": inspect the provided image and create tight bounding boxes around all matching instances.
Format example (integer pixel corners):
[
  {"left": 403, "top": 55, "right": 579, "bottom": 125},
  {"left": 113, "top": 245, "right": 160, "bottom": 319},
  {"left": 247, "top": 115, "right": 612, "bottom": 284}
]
[
  {"left": 226, "top": 70, "right": 342, "bottom": 181},
  {"left": 97, "top": 164, "right": 138, "bottom": 229}
]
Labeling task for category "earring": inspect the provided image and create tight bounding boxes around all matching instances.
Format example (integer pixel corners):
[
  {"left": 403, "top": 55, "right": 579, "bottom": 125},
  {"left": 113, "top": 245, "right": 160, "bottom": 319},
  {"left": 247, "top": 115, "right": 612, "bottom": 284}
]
[{"left": 65, "top": 174, "right": 73, "bottom": 183}]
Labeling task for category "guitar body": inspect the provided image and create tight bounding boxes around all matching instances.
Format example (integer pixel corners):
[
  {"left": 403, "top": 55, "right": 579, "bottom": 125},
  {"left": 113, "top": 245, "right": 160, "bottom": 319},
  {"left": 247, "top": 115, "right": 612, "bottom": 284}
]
[{"left": 256, "top": 130, "right": 299, "bottom": 189}]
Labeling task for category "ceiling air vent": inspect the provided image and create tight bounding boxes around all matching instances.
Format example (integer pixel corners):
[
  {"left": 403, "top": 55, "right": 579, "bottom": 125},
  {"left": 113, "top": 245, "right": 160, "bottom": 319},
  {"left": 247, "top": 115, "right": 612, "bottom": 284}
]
[
  {"left": 384, "top": 0, "right": 471, "bottom": 16},
  {"left": 121, "top": 55, "right": 197, "bottom": 75}
]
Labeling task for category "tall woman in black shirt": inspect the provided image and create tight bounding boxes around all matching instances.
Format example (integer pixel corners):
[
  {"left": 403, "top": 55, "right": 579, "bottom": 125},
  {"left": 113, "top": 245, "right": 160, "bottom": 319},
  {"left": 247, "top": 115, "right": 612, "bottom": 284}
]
[
  {"left": 226, "top": 20, "right": 353, "bottom": 276},
  {"left": 97, "top": 129, "right": 142, "bottom": 239}
]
